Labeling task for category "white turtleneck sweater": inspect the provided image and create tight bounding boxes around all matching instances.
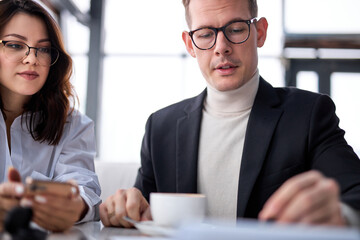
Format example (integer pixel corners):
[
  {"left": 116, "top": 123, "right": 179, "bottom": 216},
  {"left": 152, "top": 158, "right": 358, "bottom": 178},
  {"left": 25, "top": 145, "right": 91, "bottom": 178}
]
[{"left": 197, "top": 70, "right": 259, "bottom": 221}]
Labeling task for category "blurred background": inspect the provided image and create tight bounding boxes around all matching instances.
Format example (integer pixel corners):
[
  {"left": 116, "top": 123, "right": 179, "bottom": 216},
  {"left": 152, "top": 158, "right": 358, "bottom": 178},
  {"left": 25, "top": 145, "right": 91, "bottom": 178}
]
[{"left": 38, "top": 0, "right": 360, "bottom": 162}]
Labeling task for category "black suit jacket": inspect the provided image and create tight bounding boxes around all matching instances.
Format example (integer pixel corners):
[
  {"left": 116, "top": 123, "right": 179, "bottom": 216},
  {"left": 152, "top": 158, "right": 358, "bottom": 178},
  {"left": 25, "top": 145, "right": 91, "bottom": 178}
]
[{"left": 135, "top": 77, "right": 360, "bottom": 219}]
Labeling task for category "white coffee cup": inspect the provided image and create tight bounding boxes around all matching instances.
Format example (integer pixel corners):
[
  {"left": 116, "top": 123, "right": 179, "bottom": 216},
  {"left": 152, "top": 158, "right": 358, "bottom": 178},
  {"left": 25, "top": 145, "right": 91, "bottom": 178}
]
[{"left": 150, "top": 193, "right": 206, "bottom": 227}]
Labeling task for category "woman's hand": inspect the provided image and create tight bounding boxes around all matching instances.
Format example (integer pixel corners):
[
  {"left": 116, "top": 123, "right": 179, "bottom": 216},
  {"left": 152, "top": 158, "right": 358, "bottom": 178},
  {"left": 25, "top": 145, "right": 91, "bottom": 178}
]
[
  {"left": 21, "top": 182, "right": 88, "bottom": 232},
  {"left": 0, "top": 167, "right": 24, "bottom": 231},
  {"left": 0, "top": 183, "right": 24, "bottom": 225}
]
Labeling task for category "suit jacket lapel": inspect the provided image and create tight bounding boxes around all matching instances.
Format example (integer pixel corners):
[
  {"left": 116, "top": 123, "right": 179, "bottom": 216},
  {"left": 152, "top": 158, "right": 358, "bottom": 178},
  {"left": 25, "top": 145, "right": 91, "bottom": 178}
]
[
  {"left": 237, "top": 78, "right": 283, "bottom": 217},
  {"left": 176, "top": 90, "right": 206, "bottom": 193}
]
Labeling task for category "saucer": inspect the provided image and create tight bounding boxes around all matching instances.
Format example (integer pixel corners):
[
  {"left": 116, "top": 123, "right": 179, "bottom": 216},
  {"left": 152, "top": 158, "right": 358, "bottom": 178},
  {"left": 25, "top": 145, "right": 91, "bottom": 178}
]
[
  {"left": 122, "top": 217, "right": 176, "bottom": 237},
  {"left": 133, "top": 221, "right": 176, "bottom": 237}
]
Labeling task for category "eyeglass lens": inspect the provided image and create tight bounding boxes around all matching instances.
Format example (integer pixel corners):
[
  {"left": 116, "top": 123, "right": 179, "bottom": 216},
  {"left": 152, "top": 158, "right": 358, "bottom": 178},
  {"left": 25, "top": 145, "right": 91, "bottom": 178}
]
[
  {"left": 1, "top": 41, "right": 59, "bottom": 66},
  {"left": 192, "top": 21, "right": 250, "bottom": 50}
]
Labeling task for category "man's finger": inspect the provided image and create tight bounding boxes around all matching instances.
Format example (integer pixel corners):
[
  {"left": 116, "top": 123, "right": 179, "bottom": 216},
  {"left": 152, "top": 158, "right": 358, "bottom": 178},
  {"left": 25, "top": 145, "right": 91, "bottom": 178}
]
[
  {"left": 259, "top": 171, "right": 323, "bottom": 220},
  {"left": 140, "top": 206, "right": 152, "bottom": 221},
  {"left": 299, "top": 202, "right": 336, "bottom": 225},
  {"left": 108, "top": 190, "right": 132, "bottom": 227},
  {"left": 99, "top": 203, "right": 111, "bottom": 227},
  {"left": 126, "top": 188, "right": 148, "bottom": 222},
  {"left": 277, "top": 178, "right": 339, "bottom": 223},
  {"left": 113, "top": 189, "right": 127, "bottom": 218}
]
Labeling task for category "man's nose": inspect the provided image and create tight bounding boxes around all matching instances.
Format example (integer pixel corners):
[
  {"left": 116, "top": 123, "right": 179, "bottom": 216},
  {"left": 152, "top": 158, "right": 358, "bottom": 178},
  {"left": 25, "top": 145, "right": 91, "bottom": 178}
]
[{"left": 214, "top": 31, "right": 232, "bottom": 56}]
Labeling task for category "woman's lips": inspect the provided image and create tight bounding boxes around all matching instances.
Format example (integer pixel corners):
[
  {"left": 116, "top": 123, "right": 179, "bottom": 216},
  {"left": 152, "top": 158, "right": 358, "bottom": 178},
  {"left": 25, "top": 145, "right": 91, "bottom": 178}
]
[{"left": 18, "top": 71, "right": 39, "bottom": 80}]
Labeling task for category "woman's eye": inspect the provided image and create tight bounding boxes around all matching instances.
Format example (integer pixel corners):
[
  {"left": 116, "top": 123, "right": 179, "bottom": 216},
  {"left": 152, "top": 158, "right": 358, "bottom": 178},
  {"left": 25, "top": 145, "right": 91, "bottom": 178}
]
[
  {"left": 38, "top": 47, "right": 51, "bottom": 54},
  {"left": 6, "top": 43, "right": 25, "bottom": 50}
]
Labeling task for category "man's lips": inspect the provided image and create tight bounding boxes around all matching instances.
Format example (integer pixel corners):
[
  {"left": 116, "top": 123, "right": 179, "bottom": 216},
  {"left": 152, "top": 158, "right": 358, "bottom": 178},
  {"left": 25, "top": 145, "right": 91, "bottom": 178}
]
[
  {"left": 214, "top": 63, "right": 238, "bottom": 75},
  {"left": 18, "top": 71, "right": 39, "bottom": 80}
]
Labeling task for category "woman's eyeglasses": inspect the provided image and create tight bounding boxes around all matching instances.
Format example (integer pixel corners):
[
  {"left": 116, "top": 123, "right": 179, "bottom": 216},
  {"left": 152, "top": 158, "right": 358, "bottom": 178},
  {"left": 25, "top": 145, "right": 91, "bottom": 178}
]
[{"left": 0, "top": 40, "right": 59, "bottom": 66}]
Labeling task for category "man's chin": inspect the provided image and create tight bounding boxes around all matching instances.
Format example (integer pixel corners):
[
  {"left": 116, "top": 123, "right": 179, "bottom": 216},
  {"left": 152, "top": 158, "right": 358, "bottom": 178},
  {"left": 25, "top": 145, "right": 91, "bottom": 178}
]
[{"left": 211, "top": 81, "right": 241, "bottom": 92}]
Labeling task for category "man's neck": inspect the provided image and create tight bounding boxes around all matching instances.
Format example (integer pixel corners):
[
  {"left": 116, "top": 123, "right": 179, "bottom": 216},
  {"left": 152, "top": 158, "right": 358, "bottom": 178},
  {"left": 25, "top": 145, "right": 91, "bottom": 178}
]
[{"left": 205, "top": 70, "right": 260, "bottom": 114}]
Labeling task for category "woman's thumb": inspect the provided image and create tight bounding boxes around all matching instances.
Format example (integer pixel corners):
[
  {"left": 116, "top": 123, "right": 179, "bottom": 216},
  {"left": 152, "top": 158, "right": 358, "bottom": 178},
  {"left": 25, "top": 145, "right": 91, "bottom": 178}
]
[{"left": 8, "top": 167, "right": 21, "bottom": 182}]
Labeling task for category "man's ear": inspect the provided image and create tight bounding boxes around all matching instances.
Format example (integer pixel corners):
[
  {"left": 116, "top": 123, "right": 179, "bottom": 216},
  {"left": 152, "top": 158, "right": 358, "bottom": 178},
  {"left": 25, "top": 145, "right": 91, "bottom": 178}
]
[
  {"left": 182, "top": 31, "right": 196, "bottom": 58},
  {"left": 255, "top": 17, "right": 268, "bottom": 48}
]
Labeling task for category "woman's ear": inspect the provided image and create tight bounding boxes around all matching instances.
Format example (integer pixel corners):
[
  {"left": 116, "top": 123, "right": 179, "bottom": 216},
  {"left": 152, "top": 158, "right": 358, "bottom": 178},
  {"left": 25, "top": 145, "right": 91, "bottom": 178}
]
[
  {"left": 255, "top": 17, "right": 268, "bottom": 48},
  {"left": 182, "top": 31, "right": 196, "bottom": 58}
]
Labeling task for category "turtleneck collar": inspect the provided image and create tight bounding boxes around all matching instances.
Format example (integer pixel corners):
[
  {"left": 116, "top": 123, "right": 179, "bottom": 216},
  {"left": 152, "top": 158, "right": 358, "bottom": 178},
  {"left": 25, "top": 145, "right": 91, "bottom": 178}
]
[{"left": 204, "top": 70, "right": 259, "bottom": 116}]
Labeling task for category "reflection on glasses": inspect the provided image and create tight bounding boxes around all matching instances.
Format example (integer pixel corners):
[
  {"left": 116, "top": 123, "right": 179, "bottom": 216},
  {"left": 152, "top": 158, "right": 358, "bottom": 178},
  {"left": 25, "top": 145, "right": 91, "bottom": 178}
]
[
  {"left": 189, "top": 18, "right": 257, "bottom": 50},
  {"left": 0, "top": 40, "right": 59, "bottom": 66}
]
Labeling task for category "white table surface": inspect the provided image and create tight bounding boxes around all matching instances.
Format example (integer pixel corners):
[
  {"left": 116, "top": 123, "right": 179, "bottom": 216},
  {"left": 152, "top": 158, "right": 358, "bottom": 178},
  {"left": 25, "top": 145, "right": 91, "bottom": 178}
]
[
  {"left": 1, "top": 221, "right": 162, "bottom": 240},
  {"left": 1, "top": 220, "right": 360, "bottom": 240}
]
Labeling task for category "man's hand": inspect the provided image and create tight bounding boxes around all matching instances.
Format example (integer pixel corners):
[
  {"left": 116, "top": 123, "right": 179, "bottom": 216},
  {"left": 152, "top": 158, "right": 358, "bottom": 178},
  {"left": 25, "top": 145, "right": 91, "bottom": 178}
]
[
  {"left": 100, "top": 187, "right": 151, "bottom": 228},
  {"left": 21, "top": 182, "right": 88, "bottom": 232},
  {"left": 259, "top": 170, "right": 345, "bottom": 226}
]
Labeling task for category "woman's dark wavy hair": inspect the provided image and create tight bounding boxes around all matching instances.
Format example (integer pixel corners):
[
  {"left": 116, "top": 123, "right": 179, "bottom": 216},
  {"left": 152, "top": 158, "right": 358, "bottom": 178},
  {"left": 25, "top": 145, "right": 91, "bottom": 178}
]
[{"left": 0, "top": 0, "right": 75, "bottom": 145}]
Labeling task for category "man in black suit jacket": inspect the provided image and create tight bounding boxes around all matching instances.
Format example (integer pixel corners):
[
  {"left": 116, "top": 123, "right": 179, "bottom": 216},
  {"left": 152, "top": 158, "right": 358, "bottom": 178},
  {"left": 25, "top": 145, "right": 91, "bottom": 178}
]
[{"left": 100, "top": 0, "right": 360, "bottom": 228}]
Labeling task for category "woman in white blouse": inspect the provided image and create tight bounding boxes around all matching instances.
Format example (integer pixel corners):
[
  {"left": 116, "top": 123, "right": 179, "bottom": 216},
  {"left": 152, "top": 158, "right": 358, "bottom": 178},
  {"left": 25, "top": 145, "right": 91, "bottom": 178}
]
[{"left": 0, "top": 0, "right": 101, "bottom": 232}]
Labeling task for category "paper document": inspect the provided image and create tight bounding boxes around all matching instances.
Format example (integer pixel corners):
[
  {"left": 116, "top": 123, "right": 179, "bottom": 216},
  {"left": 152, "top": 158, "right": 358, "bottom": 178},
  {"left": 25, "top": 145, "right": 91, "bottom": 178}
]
[
  {"left": 109, "top": 237, "right": 168, "bottom": 240},
  {"left": 174, "top": 219, "right": 360, "bottom": 240}
]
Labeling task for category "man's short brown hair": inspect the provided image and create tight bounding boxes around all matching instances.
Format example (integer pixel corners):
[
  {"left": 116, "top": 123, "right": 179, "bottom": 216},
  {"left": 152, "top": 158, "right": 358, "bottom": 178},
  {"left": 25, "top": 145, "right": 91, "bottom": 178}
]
[{"left": 182, "top": 0, "right": 258, "bottom": 28}]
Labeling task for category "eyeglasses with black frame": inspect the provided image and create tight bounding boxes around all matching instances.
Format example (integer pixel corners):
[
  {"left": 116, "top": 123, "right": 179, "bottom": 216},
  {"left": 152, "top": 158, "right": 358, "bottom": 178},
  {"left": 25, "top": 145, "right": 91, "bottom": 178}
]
[
  {"left": 188, "top": 18, "right": 257, "bottom": 50},
  {"left": 0, "top": 40, "right": 59, "bottom": 66}
]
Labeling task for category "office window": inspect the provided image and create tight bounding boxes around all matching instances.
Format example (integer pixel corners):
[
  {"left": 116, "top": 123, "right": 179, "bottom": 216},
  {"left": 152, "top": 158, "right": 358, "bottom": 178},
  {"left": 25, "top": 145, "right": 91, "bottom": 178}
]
[
  {"left": 64, "top": 0, "right": 359, "bottom": 161},
  {"left": 61, "top": 8, "right": 90, "bottom": 114},
  {"left": 331, "top": 73, "right": 360, "bottom": 156},
  {"left": 297, "top": 71, "right": 318, "bottom": 93},
  {"left": 97, "top": 0, "right": 285, "bottom": 162},
  {"left": 284, "top": 0, "right": 360, "bottom": 34}
]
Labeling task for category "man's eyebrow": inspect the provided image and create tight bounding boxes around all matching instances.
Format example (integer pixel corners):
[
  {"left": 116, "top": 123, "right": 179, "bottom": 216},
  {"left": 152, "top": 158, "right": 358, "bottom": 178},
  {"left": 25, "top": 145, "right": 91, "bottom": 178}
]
[
  {"left": 2, "top": 33, "right": 50, "bottom": 43},
  {"left": 192, "top": 18, "right": 249, "bottom": 30}
]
